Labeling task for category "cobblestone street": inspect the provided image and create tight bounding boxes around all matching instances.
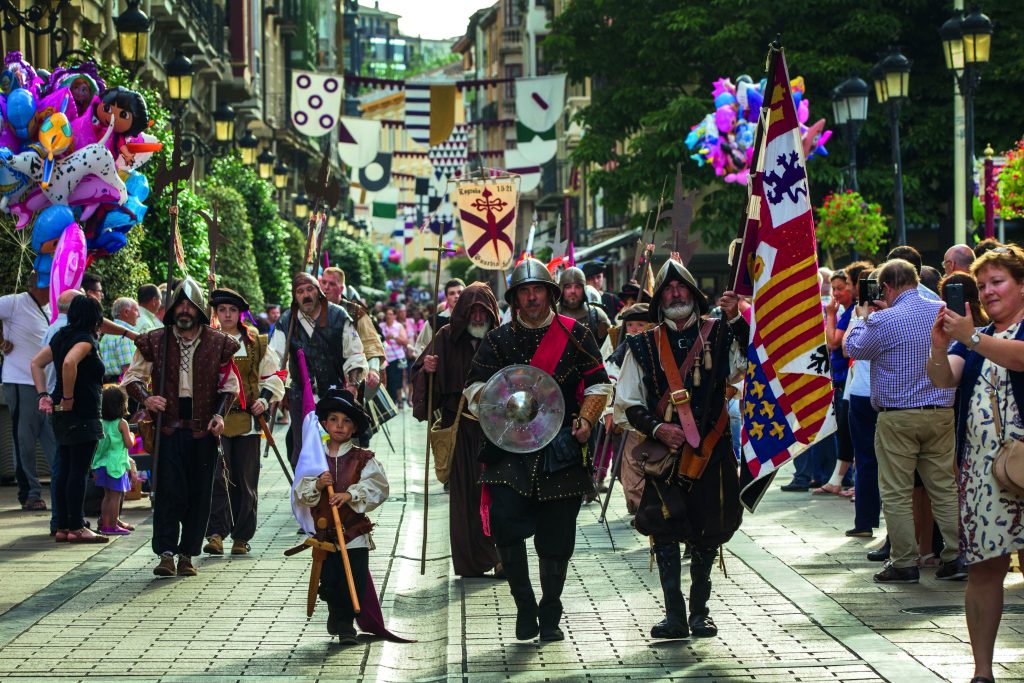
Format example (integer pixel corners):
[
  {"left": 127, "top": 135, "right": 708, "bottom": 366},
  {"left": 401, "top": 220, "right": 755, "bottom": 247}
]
[{"left": 1, "top": 413, "right": 1022, "bottom": 682}]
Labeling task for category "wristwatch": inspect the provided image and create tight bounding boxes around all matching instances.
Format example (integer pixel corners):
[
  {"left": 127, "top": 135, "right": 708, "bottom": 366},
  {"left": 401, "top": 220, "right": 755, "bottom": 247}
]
[{"left": 967, "top": 332, "right": 982, "bottom": 350}]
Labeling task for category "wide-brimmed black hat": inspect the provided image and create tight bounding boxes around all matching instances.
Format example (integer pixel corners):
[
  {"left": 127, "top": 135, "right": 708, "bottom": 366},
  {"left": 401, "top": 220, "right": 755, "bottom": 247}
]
[
  {"left": 581, "top": 260, "right": 606, "bottom": 279},
  {"left": 209, "top": 288, "right": 250, "bottom": 312},
  {"left": 315, "top": 387, "right": 369, "bottom": 434},
  {"left": 618, "top": 282, "right": 641, "bottom": 300},
  {"left": 619, "top": 303, "right": 651, "bottom": 323}
]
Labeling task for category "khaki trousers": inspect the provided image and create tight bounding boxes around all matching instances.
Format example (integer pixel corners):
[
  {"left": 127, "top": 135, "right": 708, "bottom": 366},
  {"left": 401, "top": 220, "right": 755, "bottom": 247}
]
[{"left": 874, "top": 408, "right": 960, "bottom": 568}]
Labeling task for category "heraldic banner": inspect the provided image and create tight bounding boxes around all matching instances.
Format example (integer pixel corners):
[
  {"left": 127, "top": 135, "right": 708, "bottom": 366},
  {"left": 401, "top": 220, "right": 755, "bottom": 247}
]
[
  {"left": 456, "top": 177, "right": 518, "bottom": 271},
  {"left": 737, "top": 45, "right": 836, "bottom": 512}
]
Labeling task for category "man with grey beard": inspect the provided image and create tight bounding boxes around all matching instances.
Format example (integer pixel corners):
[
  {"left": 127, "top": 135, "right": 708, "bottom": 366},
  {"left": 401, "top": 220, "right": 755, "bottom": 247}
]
[
  {"left": 614, "top": 258, "right": 748, "bottom": 641},
  {"left": 410, "top": 282, "right": 502, "bottom": 577},
  {"left": 558, "top": 266, "right": 612, "bottom": 356},
  {"left": 123, "top": 278, "right": 241, "bottom": 577}
]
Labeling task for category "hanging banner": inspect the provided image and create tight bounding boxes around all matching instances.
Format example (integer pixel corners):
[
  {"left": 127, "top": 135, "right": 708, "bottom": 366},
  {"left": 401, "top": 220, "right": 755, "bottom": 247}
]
[
  {"left": 456, "top": 177, "right": 519, "bottom": 270},
  {"left": 358, "top": 152, "right": 393, "bottom": 192},
  {"left": 503, "top": 148, "right": 541, "bottom": 193},
  {"left": 404, "top": 82, "right": 431, "bottom": 147},
  {"left": 337, "top": 117, "right": 381, "bottom": 169},
  {"left": 429, "top": 84, "right": 457, "bottom": 146},
  {"left": 515, "top": 74, "right": 566, "bottom": 133},
  {"left": 290, "top": 70, "right": 343, "bottom": 138},
  {"left": 428, "top": 123, "right": 469, "bottom": 180},
  {"left": 370, "top": 186, "right": 400, "bottom": 234},
  {"left": 515, "top": 121, "right": 557, "bottom": 165}
]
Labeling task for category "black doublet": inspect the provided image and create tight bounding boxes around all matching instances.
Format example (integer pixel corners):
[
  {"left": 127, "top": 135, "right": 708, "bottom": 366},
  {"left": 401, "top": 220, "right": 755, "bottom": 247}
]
[{"left": 468, "top": 317, "right": 609, "bottom": 501}]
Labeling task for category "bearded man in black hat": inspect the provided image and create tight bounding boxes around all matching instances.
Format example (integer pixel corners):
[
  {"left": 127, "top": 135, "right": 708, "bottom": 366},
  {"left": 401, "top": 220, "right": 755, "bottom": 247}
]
[
  {"left": 123, "top": 278, "right": 241, "bottom": 577},
  {"left": 613, "top": 258, "right": 748, "bottom": 640},
  {"left": 464, "top": 258, "right": 612, "bottom": 642},
  {"left": 203, "top": 288, "right": 285, "bottom": 556},
  {"left": 271, "top": 272, "right": 367, "bottom": 463},
  {"left": 558, "top": 266, "right": 612, "bottom": 355}
]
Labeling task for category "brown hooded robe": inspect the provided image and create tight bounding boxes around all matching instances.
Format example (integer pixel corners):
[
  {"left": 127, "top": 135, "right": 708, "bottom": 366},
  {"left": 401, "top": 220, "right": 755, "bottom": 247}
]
[{"left": 411, "top": 283, "right": 500, "bottom": 577}]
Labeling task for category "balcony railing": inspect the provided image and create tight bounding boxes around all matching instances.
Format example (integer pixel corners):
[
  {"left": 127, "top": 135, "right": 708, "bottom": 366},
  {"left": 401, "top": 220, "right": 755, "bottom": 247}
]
[{"left": 181, "top": 0, "right": 227, "bottom": 56}]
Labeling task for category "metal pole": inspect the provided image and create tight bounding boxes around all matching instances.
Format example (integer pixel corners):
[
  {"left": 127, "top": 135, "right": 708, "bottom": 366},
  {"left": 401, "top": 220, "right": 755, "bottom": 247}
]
[
  {"left": 984, "top": 144, "right": 995, "bottom": 239},
  {"left": 952, "top": 0, "right": 967, "bottom": 246},
  {"left": 847, "top": 121, "right": 860, "bottom": 193},
  {"left": 964, "top": 69, "right": 976, "bottom": 236},
  {"left": 890, "top": 101, "right": 906, "bottom": 246}
]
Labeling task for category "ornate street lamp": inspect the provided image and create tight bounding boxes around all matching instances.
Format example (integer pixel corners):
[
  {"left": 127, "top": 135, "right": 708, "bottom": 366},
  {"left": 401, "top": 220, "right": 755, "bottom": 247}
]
[
  {"left": 257, "top": 149, "right": 275, "bottom": 180},
  {"left": 114, "top": 0, "right": 151, "bottom": 71},
  {"left": 874, "top": 47, "right": 911, "bottom": 246},
  {"left": 238, "top": 130, "right": 259, "bottom": 166},
  {"left": 165, "top": 51, "right": 194, "bottom": 104},
  {"left": 830, "top": 76, "right": 869, "bottom": 192},
  {"left": 940, "top": 6, "right": 994, "bottom": 232},
  {"left": 213, "top": 103, "right": 236, "bottom": 143},
  {"left": 294, "top": 192, "right": 309, "bottom": 220},
  {"left": 273, "top": 163, "right": 289, "bottom": 189}
]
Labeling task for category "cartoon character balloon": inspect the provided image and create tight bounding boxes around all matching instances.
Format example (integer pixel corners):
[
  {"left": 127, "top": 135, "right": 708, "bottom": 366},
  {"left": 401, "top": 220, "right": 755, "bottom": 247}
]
[{"left": 685, "top": 74, "right": 832, "bottom": 185}]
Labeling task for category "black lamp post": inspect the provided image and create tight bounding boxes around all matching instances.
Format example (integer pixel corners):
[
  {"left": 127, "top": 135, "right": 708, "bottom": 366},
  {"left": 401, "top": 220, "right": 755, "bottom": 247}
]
[
  {"left": 257, "top": 149, "right": 275, "bottom": 180},
  {"left": 114, "top": 0, "right": 151, "bottom": 75},
  {"left": 238, "top": 130, "right": 259, "bottom": 166},
  {"left": 213, "top": 103, "right": 236, "bottom": 144},
  {"left": 941, "top": 6, "right": 993, "bottom": 233},
  {"left": 165, "top": 51, "right": 195, "bottom": 104},
  {"left": 873, "top": 47, "right": 911, "bottom": 246},
  {"left": 830, "top": 76, "right": 869, "bottom": 192}
]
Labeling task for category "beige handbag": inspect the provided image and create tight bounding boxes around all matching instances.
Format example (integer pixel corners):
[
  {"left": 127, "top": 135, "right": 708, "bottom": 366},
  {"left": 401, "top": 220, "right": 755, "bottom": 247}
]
[
  {"left": 989, "top": 367, "right": 1024, "bottom": 498},
  {"left": 429, "top": 394, "right": 465, "bottom": 484}
]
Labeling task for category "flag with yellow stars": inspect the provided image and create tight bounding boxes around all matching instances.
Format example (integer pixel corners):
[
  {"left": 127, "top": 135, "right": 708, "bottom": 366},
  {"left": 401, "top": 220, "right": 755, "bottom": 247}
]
[{"left": 738, "top": 46, "right": 836, "bottom": 512}]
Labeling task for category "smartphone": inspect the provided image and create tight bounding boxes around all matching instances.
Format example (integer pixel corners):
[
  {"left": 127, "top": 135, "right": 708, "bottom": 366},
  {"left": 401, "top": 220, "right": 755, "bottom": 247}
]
[
  {"left": 858, "top": 276, "right": 879, "bottom": 305},
  {"left": 944, "top": 282, "right": 966, "bottom": 316}
]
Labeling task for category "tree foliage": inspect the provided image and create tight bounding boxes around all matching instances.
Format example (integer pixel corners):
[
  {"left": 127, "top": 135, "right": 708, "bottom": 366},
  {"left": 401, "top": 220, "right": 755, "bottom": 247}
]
[
  {"left": 89, "top": 228, "right": 152, "bottom": 313},
  {"left": 320, "top": 229, "right": 387, "bottom": 291},
  {"left": 202, "top": 184, "right": 264, "bottom": 310},
  {"left": 545, "top": 0, "right": 1024, "bottom": 246}
]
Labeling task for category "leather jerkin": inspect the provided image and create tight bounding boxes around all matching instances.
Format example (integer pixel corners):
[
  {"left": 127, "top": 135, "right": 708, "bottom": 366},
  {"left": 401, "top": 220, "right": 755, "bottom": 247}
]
[{"left": 655, "top": 320, "right": 716, "bottom": 449}]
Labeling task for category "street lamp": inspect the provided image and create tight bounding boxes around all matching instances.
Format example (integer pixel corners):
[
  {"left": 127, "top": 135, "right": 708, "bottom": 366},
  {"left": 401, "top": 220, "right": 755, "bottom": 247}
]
[
  {"left": 940, "top": 6, "right": 994, "bottom": 233},
  {"left": 213, "top": 103, "right": 235, "bottom": 143},
  {"left": 164, "top": 51, "right": 194, "bottom": 104},
  {"left": 873, "top": 47, "right": 911, "bottom": 246},
  {"left": 114, "top": 0, "right": 151, "bottom": 71},
  {"left": 294, "top": 192, "right": 309, "bottom": 220},
  {"left": 238, "top": 130, "right": 259, "bottom": 166},
  {"left": 257, "top": 149, "right": 275, "bottom": 180},
  {"left": 830, "top": 76, "right": 869, "bottom": 192},
  {"left": 273, "top": 163, "right": 289, "bottom": 189}
]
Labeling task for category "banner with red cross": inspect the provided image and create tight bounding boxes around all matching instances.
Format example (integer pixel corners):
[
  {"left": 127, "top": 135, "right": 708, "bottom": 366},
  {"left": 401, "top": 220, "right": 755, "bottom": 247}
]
[{"left": 455, "top": 177, "right": 518, "bottom": 271}]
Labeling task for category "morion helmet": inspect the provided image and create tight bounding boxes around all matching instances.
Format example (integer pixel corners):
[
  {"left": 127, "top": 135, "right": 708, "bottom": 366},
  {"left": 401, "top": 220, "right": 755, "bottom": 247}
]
[
  {"left": 649, "top": 259, "right": 709, "bottom": 321},
  {"left": 506, "top": 257, "right": 560, "bottom": 306},
  {"left": 558, "top": 266, "right": 586, "bottom": 289},
  {"left": 163, "top": 277, "right": 209, "bottom": 326}
]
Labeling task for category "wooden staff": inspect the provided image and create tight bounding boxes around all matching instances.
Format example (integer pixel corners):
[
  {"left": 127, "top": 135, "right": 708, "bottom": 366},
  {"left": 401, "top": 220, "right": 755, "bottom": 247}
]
[{"left": 327, "top": 484, "right": 360, "bottom": 614}]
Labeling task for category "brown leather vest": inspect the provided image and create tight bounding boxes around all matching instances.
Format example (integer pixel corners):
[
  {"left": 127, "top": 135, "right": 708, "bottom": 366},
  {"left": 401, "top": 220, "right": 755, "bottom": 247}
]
[
  {"left": 135, "top": 326, "right": 240, "bottom": 423},
  {"left": 313, "top": 446, "right": 375, "bottom": 543},
  {"left": 223, "top": 328, "right": 268, "bottom": 438}
]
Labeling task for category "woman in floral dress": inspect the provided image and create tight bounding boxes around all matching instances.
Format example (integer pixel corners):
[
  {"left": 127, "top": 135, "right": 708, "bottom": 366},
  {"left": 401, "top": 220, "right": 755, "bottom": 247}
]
[{"left": 928, "top": 245, "right": 1024, "bottom": 683}]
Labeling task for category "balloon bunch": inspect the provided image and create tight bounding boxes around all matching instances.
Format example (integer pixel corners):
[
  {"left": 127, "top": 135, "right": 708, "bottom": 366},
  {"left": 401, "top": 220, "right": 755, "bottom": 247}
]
[
  {"left": 685, "top": 75, "right": 832, "bottom": 185},
  {"left": 0, "top": 53, "right": 162, "bottom": 318}
]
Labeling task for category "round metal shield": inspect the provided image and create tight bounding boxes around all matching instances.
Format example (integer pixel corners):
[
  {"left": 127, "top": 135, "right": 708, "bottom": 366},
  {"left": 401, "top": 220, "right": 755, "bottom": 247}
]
[{"left": 478, "top": 364, "right": 565, "bottom": 454}]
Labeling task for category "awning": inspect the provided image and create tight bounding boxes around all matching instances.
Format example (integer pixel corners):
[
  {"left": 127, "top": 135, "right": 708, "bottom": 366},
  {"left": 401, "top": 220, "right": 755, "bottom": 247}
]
[{"left": 573, "top": 227, "right": 642, "bottom": 262}]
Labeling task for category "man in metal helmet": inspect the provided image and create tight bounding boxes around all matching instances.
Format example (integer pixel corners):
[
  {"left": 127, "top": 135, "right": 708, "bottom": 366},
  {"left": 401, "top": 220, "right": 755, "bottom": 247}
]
[
  {"left": 463, "top": 257, "right": 612, "bottom": 643},
  {"left": 558, "top": 267, "right": 612, "bottom": 354},
  {"left": 123, "top": 277, "right": 242, "bottom": 578},
  {"left": 613, "top": 257, "right": 748, "bottom": 640}
]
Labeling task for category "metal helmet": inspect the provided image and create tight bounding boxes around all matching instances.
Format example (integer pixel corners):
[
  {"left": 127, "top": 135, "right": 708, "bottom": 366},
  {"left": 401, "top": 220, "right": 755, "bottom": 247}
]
[
  {"left": 558, "top": 266, "right": 586, "bottom": 289},
  {"left": 649, "top": 258, "right": 709, "bottom": 321},
  {"left": 505, "top": 257, "right": 560, "bottom": 306},
  {"left": 163, "top": 277, "right": 210, "bottom": 326}
]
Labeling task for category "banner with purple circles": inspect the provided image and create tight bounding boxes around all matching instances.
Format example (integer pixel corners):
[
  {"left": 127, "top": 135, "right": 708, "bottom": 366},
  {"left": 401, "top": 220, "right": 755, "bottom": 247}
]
[{"left": 290, "top": 70, "right": 343, "bottom": 138}]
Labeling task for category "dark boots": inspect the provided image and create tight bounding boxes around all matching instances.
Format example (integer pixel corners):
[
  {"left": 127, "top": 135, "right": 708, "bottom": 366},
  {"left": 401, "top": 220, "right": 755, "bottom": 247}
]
[
  {"left": 497, "top": 543, "right": 539, "bottom": 641},
  {"left": 538, "top": 558, "right": 569, "bottom": 641},
  {"left": 650, "top": 543, "right": 689, "bottom": 639},
  {"left": 688, "top": 545, "right": 719, "bottom": 637}
]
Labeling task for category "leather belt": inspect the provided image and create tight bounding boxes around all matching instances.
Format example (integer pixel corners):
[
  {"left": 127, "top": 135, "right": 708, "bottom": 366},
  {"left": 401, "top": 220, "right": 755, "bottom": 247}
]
[
  {"left": 655, "top": 321, "right": 715, "bottom": 449},
  {"left": 877, "top": 405, "right": 949, "bottom": 412},
  {"left": 160, "top": 417, "right": 208, "bottom": 437}
]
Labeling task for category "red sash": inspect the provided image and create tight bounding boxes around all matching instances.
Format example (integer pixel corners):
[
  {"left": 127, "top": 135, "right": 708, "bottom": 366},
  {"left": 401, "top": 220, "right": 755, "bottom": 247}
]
[{"left": 529, "top": 314, "right": 603, "bottom": 402}]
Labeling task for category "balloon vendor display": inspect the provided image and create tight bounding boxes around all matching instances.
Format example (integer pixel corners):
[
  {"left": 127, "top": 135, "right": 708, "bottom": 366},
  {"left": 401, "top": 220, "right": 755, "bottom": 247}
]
[
  {"left": 685, "top": 75, "right": 831, "bottom": 185},
  {"left": 0, "top": 53, "right": 163, "bottom": 319}
]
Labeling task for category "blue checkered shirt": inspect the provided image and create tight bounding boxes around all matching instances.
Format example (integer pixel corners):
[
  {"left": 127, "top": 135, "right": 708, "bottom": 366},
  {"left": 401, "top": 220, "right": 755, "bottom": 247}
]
[
  {"left": 99, "top": 322, "right": 137, "bottom": 378},
  {"left": 844, "top": 289, "right": 955, "bottom": 411}
]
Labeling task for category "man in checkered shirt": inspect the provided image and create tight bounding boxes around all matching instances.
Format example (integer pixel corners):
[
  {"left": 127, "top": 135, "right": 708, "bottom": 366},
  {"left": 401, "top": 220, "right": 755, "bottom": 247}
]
[
  {"left": 844, "top": 258, "right": 961, "bottom": 584},
  {"left": 99, "top": 297, "right": 140, "bottom": 383}
]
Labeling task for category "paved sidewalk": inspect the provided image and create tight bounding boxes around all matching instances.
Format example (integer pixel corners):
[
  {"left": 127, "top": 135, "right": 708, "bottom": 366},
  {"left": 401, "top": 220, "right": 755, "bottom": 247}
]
[{"left": 0, "top": 413, "right": 1021, "bottom": 681}]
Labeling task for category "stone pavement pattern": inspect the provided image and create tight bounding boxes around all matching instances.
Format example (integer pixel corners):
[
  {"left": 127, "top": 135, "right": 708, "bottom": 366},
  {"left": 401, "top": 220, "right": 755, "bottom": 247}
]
[{"left": 0, "top": 413, "right": 1021, "bottom": 681}]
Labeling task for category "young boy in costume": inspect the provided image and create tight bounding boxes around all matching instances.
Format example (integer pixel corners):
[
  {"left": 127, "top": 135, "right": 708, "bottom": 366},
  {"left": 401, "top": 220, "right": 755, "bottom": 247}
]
[{"left": 292, "top": 387, "right": 389, "bottom": 645}]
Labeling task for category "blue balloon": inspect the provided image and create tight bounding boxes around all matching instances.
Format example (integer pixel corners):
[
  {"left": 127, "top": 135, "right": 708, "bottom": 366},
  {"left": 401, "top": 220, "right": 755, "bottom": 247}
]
[
  {"left": 32, "top": 205, "right": 74, "bottom": 251},
  {"left": 6, "top": 88, "right": 36, "bottom": 141}
]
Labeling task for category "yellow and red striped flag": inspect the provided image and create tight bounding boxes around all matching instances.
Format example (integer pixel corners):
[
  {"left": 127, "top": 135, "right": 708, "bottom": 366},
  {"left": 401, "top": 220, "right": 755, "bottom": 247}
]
[{"left": 738, "top": 45, "right": 836, "bottom": 511}]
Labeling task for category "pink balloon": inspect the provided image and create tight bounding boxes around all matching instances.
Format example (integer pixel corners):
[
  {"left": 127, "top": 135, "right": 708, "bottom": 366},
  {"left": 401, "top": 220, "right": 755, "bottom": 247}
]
[{"left": 49, "top": 223, "right": 86, "bottom": 322}]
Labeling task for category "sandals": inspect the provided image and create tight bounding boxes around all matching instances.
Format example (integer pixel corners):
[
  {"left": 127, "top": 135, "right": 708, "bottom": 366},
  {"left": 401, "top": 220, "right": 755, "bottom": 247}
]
[
  {"left": 98, "top": 525, "right": 131, "bottom": 535},
  {"left": 67, "top": 528, "right": 109, "bottom": 544},
  {"left": 54, "top": 529, "right": 70, "bottom": 543},
  {"left": 918, "top": 553, "right": 941, "bottom": 568},
  {"left": 116, "top": 520, "right": 136, "bottom": 531},
  {"left": 812, "top": 483, "right": 845, "bottom": 496}
]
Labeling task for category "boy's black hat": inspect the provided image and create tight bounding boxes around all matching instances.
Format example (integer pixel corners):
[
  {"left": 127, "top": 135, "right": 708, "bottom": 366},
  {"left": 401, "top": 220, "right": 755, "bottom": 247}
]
[{"left": 315, "top": 386, "right": 370, "bottom": 434}]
